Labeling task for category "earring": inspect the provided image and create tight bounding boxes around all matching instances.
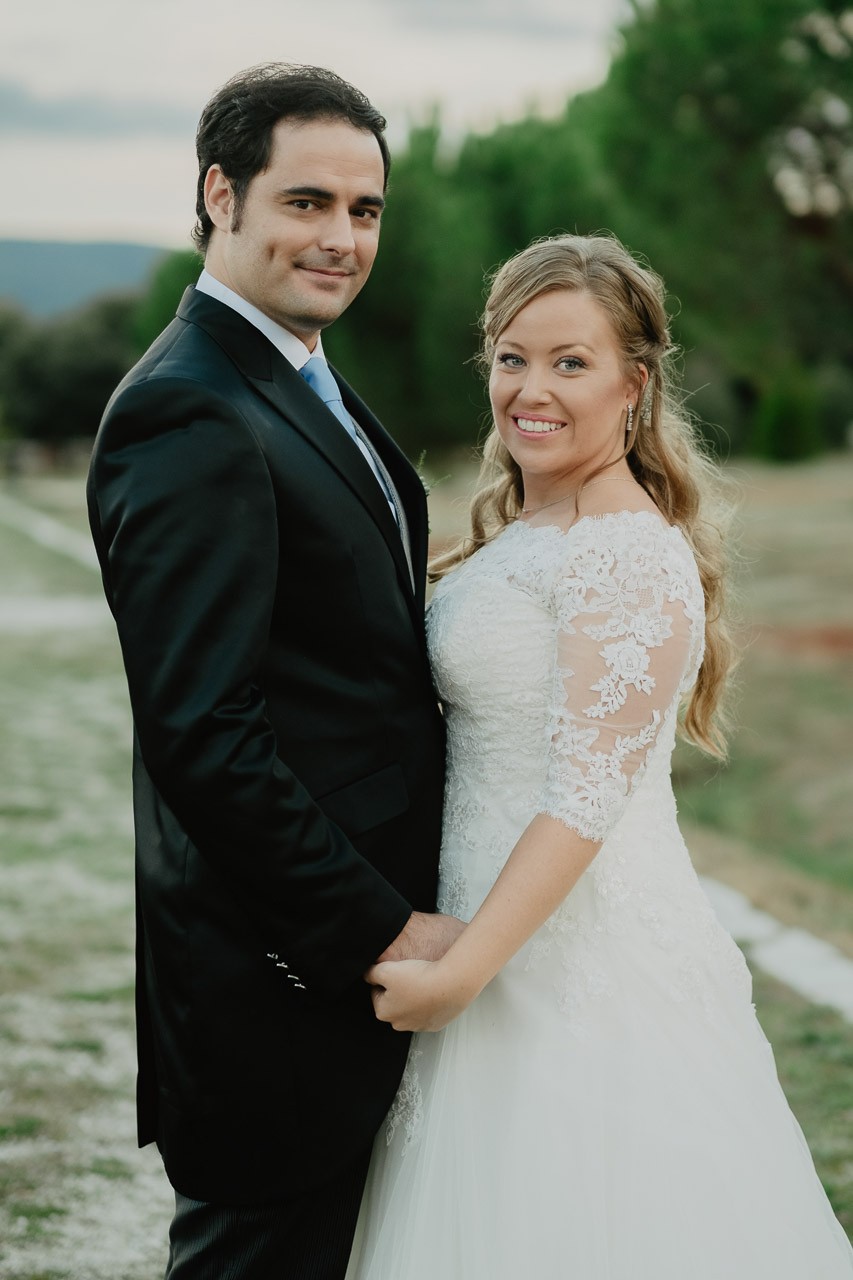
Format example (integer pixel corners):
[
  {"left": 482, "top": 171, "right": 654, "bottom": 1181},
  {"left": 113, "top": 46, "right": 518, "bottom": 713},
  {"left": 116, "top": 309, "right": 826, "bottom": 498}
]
[{"left": 626, "top": 403, "right": 635, "bottom": 434}]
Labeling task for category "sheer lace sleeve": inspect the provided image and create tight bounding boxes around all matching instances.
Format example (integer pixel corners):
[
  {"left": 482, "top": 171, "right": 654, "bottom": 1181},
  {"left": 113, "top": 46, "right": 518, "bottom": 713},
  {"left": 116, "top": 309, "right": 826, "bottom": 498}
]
[{"left": 539, "top": 515, "right": 703, "bottom": 842}]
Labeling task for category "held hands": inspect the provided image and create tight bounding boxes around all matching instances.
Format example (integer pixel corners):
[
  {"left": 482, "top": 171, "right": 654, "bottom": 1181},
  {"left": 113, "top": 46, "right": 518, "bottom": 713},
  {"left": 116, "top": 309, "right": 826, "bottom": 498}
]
[
  {"left": 366, "top": 957, "right": 478, "bottom": 1033},
  {"left": 369, "top": 911, "right": 474, "bottom": 1031},
  {"left": 378, "top": 910, "right": 466, "bottom": 964},
  {"left": 367, "top": 815, "right": 596, "bottom": 1033}
]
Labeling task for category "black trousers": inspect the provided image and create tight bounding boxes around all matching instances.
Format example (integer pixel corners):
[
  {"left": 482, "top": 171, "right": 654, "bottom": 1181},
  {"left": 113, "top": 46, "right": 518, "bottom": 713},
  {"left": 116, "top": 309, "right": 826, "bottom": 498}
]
[{"left": 164, "top": 1149, "right": 372, "bottom": 1280}]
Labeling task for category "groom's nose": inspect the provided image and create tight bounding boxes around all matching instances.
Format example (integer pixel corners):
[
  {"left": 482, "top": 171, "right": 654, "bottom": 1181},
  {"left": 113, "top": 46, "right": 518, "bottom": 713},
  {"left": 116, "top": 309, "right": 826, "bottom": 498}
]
[{"left": 317, "top": 203, "right": 357, "bottom": 256}]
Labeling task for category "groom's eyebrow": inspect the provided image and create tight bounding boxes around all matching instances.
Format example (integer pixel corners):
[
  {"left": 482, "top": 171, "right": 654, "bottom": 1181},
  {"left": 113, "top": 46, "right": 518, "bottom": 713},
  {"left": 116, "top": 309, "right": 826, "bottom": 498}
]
[{"left": 278, "top": 185, "right": 386, "bottom": 210}]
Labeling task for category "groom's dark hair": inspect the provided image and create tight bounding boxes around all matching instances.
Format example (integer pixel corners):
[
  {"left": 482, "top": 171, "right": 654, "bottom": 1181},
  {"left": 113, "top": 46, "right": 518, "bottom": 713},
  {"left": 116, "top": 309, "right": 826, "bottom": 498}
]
[{"left": 193, "top": 62, "right": 391, "bottom": 253}]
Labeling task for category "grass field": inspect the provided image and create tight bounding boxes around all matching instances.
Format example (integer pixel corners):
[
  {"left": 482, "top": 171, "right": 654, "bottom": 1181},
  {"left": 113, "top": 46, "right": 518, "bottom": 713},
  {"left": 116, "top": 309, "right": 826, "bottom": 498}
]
[
  {"left": 0, "top": 490, "right": 174, "bottom": 1279},
  {"left": 0, "top": 453, "right": 851, "bottom": 1276}
]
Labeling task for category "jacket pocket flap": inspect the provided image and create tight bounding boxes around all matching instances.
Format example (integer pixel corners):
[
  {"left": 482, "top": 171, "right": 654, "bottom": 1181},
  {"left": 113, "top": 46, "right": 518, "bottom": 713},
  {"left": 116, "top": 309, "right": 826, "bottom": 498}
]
[{"left": 317, "top": 762, "right": 409, "bottom": 838}]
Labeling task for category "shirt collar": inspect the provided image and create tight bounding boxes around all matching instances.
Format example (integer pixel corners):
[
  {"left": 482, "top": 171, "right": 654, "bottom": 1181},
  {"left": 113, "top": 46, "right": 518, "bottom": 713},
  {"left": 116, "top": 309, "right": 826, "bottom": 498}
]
[{"left": 195, "top": 269, "right": 325, "bottom": 370}]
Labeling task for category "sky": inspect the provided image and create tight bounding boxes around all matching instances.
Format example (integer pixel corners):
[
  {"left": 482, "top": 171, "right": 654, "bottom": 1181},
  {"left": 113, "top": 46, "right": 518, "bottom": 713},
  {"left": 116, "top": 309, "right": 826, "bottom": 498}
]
[{"left": 3, "top": 0, "right": 627, "bottom": 248}]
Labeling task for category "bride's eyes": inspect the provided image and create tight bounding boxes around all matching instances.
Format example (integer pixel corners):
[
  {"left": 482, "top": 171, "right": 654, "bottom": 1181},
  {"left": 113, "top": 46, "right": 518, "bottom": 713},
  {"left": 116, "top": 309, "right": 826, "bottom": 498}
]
[{"left": 494, "top": 352, "right": 587, "bottom": 372}]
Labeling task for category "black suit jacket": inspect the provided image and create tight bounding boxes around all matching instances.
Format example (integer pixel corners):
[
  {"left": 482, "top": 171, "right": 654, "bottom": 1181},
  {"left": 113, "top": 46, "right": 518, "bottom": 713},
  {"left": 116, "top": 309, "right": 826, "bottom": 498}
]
[{"left": 87, "top": 287, "right": 445, "bottom": 1203}]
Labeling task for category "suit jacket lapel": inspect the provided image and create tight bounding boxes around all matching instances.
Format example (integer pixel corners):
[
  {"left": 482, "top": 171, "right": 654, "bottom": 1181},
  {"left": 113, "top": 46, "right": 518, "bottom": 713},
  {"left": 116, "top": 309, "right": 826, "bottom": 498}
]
[
  {"left": 176, "top": 288, "right": 423, "bottom": 610},
  {"left": 331, "top": 370, "right": 430, "bottom": 616}
]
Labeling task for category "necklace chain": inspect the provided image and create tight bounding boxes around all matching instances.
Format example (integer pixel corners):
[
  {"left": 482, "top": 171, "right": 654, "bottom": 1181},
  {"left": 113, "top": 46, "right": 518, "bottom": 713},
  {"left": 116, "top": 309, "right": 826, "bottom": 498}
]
[{"left": 521, "top": 476, "right": 638, "bottom": 515}]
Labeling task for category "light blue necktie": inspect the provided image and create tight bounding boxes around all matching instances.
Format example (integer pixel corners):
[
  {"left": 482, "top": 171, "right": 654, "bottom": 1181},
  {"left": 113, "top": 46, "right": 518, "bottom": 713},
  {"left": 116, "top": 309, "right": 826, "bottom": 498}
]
[
  {"left": 299, "top": 357, "right": 414, "bottom": 586},
  {"left": 300, "top": 357, "right": 355, "bottom": 438}
]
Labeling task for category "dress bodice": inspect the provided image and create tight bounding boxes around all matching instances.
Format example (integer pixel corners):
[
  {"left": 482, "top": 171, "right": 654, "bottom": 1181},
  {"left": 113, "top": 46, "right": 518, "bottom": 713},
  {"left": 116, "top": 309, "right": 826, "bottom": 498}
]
[{"left": 427, "top": 511, "right": 705, "bottom": 848}]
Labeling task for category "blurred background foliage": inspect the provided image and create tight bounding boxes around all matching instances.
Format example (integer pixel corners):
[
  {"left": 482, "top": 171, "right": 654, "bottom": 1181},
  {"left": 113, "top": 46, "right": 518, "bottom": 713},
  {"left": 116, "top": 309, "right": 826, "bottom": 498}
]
[{"left": 0, "top": 0, "right": 851, "bottom": 461}]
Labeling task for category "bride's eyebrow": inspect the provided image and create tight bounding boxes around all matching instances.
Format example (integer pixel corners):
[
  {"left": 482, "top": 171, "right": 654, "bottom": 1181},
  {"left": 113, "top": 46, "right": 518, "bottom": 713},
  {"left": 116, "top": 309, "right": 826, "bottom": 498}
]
[{"left": 495, "top": 340, "right": 595, "bottom": 355}]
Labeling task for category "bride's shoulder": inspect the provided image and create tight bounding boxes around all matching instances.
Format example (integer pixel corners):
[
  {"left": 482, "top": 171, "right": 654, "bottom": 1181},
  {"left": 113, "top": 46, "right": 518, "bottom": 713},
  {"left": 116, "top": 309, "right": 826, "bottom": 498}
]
[
  {"left": 574, "top": 476, "right": 665, "bottom": 525},
  {"left": 555, "top": 505, "right": 701, "bottom": 601},
  {"left": 547, "top": 514, "right": 701, "bottom": 625}
]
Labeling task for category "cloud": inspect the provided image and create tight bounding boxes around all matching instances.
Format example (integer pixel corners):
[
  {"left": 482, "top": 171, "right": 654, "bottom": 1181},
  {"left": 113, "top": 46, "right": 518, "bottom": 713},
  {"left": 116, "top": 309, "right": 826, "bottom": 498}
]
[
  {"left": 376, "top": 0, "right": 622, "bottom": 41},
  {"left": 0, "top": 80, "right": 195, "bottom": 139}
]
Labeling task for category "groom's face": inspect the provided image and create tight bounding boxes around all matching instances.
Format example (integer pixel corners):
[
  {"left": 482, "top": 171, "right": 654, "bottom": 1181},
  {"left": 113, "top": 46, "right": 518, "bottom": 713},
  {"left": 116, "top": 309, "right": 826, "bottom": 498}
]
[{"left": 203, "top": 117, "right": 386, "bottom": 348}]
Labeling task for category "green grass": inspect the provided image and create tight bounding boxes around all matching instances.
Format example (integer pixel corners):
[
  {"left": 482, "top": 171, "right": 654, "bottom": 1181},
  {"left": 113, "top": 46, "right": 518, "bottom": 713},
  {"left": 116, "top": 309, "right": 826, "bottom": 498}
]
[
  {"left": 53, "top": 1039, "right": 103, "bottom": 1054},
  {"left": 673, "top": 652, "right": 853, "bottom": 890},
  {"left": 62, "top": 985, "right": 135, "bottom": 1004},
  {"left": 0, "top": 1118, "right": 43, "bottom": 1142},
  {"left": 10, "top": 472, "right": 94, "bottom": 530},
  {"left": 87, "top": 1156, "right": 134, "bottom": 1181},
  {"left": 753, "top": 967, "right": 853, "bottom": 1236},
  {"left": 7, "top": 1204, "right": 68, "bottom": 1239},
  {"left": 0, "top": 516, "right": 96, "bottom": 597},
  {"left": 9, "top": 1273, "right": 67, "bottom": 1280}
]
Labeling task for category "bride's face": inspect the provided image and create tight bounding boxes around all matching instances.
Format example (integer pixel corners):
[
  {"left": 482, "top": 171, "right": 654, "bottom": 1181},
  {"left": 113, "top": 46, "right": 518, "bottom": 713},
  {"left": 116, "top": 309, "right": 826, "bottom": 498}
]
[{"left": 489, "top": 288, "right": 640, "bottom": 488}]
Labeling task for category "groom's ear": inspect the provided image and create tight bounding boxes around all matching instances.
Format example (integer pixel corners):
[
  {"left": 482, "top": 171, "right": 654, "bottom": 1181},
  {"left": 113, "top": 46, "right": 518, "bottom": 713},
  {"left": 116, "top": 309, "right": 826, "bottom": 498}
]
[{"left": 204, "top": 165, "right": 235, "bottom": 232}]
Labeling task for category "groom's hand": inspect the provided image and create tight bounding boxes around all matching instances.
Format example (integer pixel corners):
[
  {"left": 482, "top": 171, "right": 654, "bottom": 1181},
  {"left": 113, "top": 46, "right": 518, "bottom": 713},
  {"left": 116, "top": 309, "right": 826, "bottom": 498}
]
[{"left": 378, "top": 911, "right": 465, "bottom": 964}]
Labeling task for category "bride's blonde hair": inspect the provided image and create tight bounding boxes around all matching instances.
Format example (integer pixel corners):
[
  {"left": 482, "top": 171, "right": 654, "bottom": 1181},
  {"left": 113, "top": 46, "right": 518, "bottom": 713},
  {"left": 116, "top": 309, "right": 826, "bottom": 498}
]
[{"left": 430, "top": 232, "right": 736, "bottom": 758}]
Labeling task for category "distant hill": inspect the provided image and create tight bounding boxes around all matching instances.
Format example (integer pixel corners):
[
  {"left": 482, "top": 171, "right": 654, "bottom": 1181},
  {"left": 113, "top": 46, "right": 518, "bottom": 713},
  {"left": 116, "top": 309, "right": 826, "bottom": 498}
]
[{"left": 0, "top": 240, "right": 172, "bottom": 317}]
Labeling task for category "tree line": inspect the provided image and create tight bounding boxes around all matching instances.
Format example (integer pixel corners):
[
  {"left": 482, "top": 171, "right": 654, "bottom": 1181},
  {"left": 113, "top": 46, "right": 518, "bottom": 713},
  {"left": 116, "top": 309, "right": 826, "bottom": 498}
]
[{"left": 1, "top": 0, "right": 851, "bottom": 464}]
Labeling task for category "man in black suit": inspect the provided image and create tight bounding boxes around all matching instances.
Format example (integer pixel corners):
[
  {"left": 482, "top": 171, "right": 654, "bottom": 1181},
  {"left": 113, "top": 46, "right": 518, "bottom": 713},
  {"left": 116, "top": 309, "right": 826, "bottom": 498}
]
[{"left": 87, "top": 63, "right": 459, "bottom": 1279}]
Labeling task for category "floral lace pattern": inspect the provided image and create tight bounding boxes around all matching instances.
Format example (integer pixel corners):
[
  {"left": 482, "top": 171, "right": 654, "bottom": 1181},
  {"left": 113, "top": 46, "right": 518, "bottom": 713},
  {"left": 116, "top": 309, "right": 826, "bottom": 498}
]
[
  {"left": 538, "top": 516, "right": 703, "bottom": 840},
  {"left": 385, "top": 1044, "right": 423, "bottom": 1153}
]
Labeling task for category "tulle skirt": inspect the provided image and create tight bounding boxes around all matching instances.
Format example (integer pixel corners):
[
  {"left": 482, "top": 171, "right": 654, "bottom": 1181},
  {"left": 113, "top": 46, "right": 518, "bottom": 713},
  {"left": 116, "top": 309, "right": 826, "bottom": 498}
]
[{"left": 346, "top": 921, "right": 853, "bottom": 1279}]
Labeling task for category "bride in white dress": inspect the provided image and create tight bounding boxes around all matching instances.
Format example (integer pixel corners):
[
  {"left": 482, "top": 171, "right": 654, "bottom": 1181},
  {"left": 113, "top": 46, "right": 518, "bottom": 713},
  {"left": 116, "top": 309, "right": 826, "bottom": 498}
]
[{"left": 346, "top": 233, "right": 853, "bottom": 1278}]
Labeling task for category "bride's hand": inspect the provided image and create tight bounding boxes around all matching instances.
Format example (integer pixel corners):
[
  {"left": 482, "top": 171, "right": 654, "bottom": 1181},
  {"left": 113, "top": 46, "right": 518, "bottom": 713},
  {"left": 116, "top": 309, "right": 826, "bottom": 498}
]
[{"left": 365, "top": 958, "right": 477, "bottom": 1033}]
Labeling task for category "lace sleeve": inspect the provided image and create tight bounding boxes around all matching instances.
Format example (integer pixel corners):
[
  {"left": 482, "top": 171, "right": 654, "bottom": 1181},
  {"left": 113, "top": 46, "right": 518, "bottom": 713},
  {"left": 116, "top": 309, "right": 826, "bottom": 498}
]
[{"left": 538, "top": 517, "right": 702, "bottom": 842}]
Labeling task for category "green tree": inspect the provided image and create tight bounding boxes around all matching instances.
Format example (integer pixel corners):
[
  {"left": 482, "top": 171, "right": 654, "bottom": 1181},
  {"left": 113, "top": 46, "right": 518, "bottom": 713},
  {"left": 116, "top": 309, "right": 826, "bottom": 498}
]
[
  {"left": 3, "top": 295, "right": 137, "bottom": 444},
  {"left": 337, "top": 0, "right": 852, "bottom": 460},
  {"left": 132, "top": 248, "right": 202, "bottom": 352},
  {"left": 331, "top": 123, "right": 498, "bottom": 454},
  {"left": 562, "top": 0, "right": 853, "bottom": 452},
  {"left": 750, "top": 364, "right": 824, "bottom": 460},
  {"left": 0, "top": 302, "right": 31, "bottom": 438}
]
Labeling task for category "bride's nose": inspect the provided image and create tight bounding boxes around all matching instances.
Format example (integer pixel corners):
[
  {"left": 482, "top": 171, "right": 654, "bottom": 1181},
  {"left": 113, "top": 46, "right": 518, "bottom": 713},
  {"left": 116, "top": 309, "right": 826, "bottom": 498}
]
[{"left": 517, "top": 368, "right": 552, "bottom": 406}]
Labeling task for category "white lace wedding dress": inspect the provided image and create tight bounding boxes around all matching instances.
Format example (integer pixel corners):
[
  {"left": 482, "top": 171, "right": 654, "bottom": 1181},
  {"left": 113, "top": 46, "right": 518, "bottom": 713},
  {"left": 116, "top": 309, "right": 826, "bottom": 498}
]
[{"left": 346, "top": 511, "right": 853, "bottom": 1279}]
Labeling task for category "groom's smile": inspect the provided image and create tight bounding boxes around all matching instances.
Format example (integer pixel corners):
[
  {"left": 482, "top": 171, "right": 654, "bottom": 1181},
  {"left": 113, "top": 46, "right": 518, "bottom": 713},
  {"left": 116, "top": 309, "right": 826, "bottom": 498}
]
[{"left": 295, "top": 258, "right": 358, "bottom": 286}]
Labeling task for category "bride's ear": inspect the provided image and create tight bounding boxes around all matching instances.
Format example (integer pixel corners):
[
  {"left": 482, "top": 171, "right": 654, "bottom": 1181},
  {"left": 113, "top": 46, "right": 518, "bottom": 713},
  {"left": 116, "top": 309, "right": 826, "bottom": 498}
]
[{"left": 622, "top": 363, "right": 648, "bottom": 408}]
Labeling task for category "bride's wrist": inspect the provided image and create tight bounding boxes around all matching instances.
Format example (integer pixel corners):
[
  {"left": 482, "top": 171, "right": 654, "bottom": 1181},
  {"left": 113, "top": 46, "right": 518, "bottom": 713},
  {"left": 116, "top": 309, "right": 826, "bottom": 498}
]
[{"left": 434, "top": 951, "right": 487, "bottom": 1008}]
